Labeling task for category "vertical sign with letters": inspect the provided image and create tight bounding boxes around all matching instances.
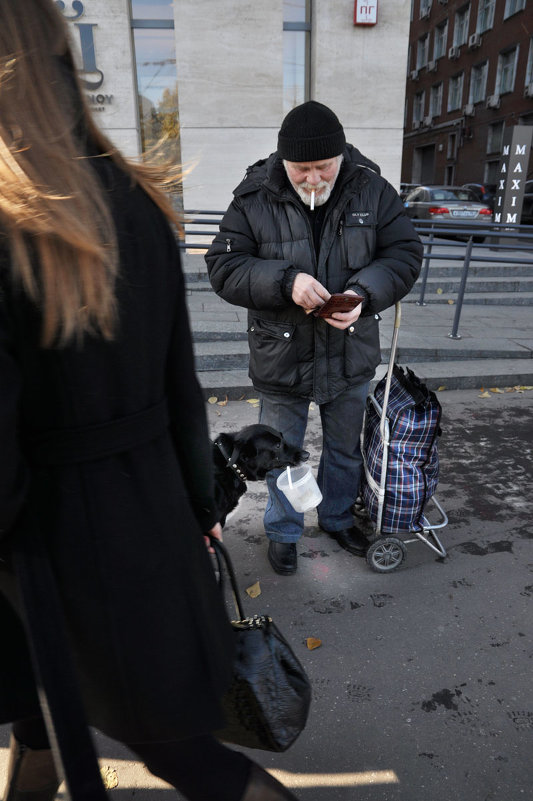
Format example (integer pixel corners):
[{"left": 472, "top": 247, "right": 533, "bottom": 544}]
[
  {"left": 493, "top": 126, "right": 533, "bottom": 225},
  {"left": 354, "top": 1, "right": 378, "bottom": 26}
]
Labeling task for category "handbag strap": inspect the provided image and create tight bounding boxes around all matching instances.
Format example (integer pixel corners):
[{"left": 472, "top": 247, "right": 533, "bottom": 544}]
[{"left": 208, "top": 535, "right": 246, "bottom": 621}]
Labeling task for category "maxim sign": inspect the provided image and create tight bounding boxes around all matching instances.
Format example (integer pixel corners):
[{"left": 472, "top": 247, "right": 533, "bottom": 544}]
[{"left": 493, "top": 127, "right": 533, "bottom": 225}]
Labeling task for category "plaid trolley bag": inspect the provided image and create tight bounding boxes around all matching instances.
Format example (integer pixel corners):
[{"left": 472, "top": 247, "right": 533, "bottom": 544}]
[{"left": 360, "top": 362, "right": 447, "bottom": 572}]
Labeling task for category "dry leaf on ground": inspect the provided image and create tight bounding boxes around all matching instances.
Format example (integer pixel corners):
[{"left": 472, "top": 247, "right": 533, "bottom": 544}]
[
  {"left": 217, "top": 396, "right": 228, "bottom": 406},
  {"left": 100, "top": 766, "right": 118, "bottom": 790},
  {"left": 246, "top": 581, "right": 261, "bottom": 598},
  {"left": 208, "top": 396, "right": 218, "bottom": 404},
  {"left": 246, "top": 398, "right": 260, "bottom": 405},
  {"left": 306, "top": 637, "right": 322, "bottom": 650},
  {"left": 437, "top": 385, "right": 446, "bottom": 392},
  {"left": 489, "top": 388, "right": 504, "bottom": 393},
  {"left": 478, "top": 391, "right": 491, "bottom": 398}
]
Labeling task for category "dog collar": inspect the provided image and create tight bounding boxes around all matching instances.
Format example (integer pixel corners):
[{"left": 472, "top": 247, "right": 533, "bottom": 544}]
[{"left": 214, "top": 439, "right": 248, "bottom": 482}]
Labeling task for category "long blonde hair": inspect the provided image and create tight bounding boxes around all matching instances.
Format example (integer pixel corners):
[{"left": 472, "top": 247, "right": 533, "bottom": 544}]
[{"left": 0, "top": 0, "right": 182, "bottom": 346}]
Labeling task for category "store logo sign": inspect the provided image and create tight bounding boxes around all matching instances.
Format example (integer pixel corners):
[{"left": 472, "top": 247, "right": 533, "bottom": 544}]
[{"left": 56, "top": 1, "right": 104, "bottom": 91}]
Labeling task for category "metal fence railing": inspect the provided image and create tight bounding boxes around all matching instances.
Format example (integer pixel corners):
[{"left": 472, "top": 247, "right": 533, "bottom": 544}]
[{"left": 182, "top": 211, "right": 533, "bottom": 340}]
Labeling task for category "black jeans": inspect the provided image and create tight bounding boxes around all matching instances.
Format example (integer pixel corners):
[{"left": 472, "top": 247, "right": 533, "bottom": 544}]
[{"left": 13, "top": 715, "right": 251, "bottom": 801}]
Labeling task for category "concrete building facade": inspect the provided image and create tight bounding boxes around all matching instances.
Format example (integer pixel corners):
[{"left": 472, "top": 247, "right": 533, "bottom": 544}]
[
  {"left": 58, "top": 0, "right": 413, "bottom": 211},
  {"left": 402, "top": 0, "right": 533, "bottom": 187}
]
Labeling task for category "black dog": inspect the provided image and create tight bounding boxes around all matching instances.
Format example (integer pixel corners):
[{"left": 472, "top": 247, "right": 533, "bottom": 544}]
[{"left": 213, "top": 424, "right": 309, "bottom": 526}]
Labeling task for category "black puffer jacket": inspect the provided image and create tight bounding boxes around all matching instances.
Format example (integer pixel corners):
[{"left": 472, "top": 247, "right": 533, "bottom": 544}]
[{"left": 206, "top": 144, "right": 422, "bottom": 404}]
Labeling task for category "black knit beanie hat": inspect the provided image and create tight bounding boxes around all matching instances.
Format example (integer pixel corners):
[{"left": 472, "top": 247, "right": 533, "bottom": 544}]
[{"left": 277, "top": 100, "right": 346, "bottom": 162}]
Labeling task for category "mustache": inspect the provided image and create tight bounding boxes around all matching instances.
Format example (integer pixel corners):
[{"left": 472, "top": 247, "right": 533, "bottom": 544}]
[{"left": 300, "top": 181, "right": 330, "bottom": 192}]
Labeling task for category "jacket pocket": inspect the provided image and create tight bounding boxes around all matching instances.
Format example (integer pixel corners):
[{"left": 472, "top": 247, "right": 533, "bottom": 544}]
[
  {"left": 248, "top": 319, "right": 299, "bottom": 388},
  {"left": 343, "top": 315, "right": 381, "bottom": 379}
]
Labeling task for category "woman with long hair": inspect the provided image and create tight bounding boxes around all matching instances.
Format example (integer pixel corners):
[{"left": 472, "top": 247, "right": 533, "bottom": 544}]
[{"left": 0, "top": 2, "right": 298, "bottom": 799}]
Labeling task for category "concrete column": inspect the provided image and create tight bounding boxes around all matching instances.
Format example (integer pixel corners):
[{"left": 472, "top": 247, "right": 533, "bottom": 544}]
[
  {"left": 174, "top": 0, "right": 284, "bottom": 210},
  {"left": 312, "top": 0, "right": 411, "bottom": 189}
]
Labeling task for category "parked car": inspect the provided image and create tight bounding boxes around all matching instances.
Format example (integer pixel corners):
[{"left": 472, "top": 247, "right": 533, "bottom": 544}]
[
  {"left": 461, "top": 182, "right": 497, "bottom": 212},
  {"left": 403, "top": 185, "right": 492, "bottom": 239},
  {"left": 399, "top": 182, "right": 420, "bottom": 201}
]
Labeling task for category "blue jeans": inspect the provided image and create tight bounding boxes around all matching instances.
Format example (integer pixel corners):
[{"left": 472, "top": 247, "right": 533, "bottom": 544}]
[{"left": 259, "top": 382, "right": 369, "bottom": 543}]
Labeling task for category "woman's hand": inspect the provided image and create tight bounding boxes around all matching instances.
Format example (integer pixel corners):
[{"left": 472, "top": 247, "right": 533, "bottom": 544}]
[{"left": 204, "top": 521, "right": 223, "bottom": 553}]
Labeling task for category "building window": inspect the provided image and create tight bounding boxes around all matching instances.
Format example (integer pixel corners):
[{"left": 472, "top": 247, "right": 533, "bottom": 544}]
[
  {"left": 453, "top": 5, "right": 470, "bottom": 47},
  {"left": 487, "top": 121, "right": 505, "bottom": 153},
  {"left": 477, "top": 0, "right": 495, "bottom": 32},
  {"left": 131, "top": 1, "right": 174, "bottom": 20},
  {"left": 429, "top": 83, "right": 443, "bottom": 116},
  {"left": 525, "top": 38, "right": 533, "bottom": 86},
  {"left": 504, "top": 0, "right": 526, "bottom": 19},
  {"left": 420, "top": 0, "right": 432, "bottom": 18},
  {"left": 417, "top": 34, "right": 430, "bottom": 69},
  {"left": 130, "top": 2, "right": 180, "bottom": 167},
  {"left": 484, "top": 160, "right": 500, "bottom": 183},
  {"left": 469, "top": 61, "right": 488, "bottom": 103},
  {"left": 413, "top": 91, "right": 425, "bottom": 123},
  {"left": 434, "top": 21, "right": 448, "bottom": 59},
  {"left": 283, "top": 0, "right": 311, "bottom": 114},
  {"left": 448, "top": 73, "right": 464, "bottom": 110},
  {"left": 496, "top": 47, "right": 519, "bottom": 94},
  {"left": 447, "top": 133, "right": 457, "bottom": 160}
]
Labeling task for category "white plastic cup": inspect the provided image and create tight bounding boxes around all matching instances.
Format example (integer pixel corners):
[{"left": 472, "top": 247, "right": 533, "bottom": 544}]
[{"left": 276, "top": 465, "right": 323, "bottom": 512}]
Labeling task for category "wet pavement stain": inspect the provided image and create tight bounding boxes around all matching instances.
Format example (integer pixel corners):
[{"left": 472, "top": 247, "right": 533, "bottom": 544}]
[
  {"left": 456, "top": 540, "right": 513, "bottom": 556},
  {"left": 346, "top": 683, "right": 372, "bottom": 702},
  {"left": 370, "top": 593, "right": 393, "bottom": 608},
  {"left": 300, "top": 550, "right": 330, "bottom": 559},
  {"left": 422, "top": 687, "right": 462, "bottom": 712}
]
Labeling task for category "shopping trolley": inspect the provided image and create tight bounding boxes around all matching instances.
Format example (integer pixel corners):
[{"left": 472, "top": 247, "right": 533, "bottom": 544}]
[{"left": 357, "top": 302, "right": 448, "bottom": 573}]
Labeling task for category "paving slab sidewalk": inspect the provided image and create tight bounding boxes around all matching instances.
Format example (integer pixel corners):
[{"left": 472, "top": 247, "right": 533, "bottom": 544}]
[{"left": 1, "top": 388, "right": 532, "bottom": 801}]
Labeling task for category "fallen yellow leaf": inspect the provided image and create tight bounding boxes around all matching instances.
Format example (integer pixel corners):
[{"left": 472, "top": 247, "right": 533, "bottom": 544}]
[
  {"left": 517, "top": 385, "right": 533, "bottom": 391},
  {"left": 306, "top": 637, "right": 322, "bottom": 650},
  {"left": 505, "top": 387, "right": 515, "bottom": 392},
  {"left": 478, "top": 391, "right": 491, "bottom": 398},
  {"left": 217, "top": 395, "right": 228, "bottom": 406},
  {"left": 436, "top": 288, "right": 443, "bottom": 295},
  {"left": 208, "top": 396, "right": 218, "bottom": 404},
  {"left": 447, "top": 299, "right": 454, "bottom": 305},
  {"left": 489, "top": 387, "right": 504, "bottom": 393},
  {"left": 437, "top": 385, "right": 446, "bottom": 392},
  {"left": 246, "top": 581, "right": 261, "bottom": 598},
  {"left": 246, "top": 398, "right": 260, "bottom": 404},
  {"left": 100, "top": 766, "right": 118, "bottom": 790}
]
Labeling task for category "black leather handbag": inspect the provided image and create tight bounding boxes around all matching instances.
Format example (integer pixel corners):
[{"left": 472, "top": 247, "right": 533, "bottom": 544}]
[{"left": 209, "top": 536, "right": 312, "bottom": 752}]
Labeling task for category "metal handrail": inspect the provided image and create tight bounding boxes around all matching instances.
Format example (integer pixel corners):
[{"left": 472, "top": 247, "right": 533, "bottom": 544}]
[{"left": 180, "top": 210, "right": 533, "bottom": 339}]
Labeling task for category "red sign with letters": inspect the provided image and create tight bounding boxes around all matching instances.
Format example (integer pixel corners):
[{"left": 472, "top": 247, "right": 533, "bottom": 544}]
[{"left": 354, "top": 1, "right": 378, "bottom": 25}]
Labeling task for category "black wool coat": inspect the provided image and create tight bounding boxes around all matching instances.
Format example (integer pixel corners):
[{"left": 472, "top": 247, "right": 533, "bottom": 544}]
[
  {"left": 0, "top": 157, "right": 234, "bottom": 743},
  {"left": 206, "top": 145, "right": 423, "bottom": 404}
]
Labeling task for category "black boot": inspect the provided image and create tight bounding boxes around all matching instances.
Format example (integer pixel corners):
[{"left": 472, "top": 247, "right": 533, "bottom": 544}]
[
  {"left": 2, "top": 734, "right": 60, "bottom": 801},
  {"left": 241, "top": 763, "right": 299, "bottom": 801}
]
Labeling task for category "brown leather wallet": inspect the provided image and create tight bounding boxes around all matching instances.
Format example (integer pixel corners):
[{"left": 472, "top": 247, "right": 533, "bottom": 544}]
[{"left": 312, "top": 293, "right": 364, "bottom": 318}]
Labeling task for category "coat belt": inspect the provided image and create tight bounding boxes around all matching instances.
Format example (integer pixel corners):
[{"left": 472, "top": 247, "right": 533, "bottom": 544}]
[{"left": 25, "top": 399, "right": 169, "bottom": 466}]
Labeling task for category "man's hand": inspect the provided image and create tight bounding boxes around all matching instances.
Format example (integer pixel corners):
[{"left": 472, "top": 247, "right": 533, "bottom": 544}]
[
  {"left": 324, "top": 289, "right": 363, "bottom": 330},
  {"left": 292, "top": 273, "right": 330, "bottom": 312}
]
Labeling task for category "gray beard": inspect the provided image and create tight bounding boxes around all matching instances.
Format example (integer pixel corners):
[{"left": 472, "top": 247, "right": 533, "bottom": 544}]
[{"left": 283, "top": 155, "right": 343, "bottom": 208}]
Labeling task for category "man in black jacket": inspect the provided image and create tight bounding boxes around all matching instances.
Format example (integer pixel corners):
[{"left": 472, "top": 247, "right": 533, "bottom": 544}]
[{"left": 206, "top": 101, "right": 422, "bottom": 575}]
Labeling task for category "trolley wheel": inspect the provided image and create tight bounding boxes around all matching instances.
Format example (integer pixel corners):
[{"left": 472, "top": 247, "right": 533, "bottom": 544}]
[{"left": 366, "top": 537, "right": 407, "bottom": 573}]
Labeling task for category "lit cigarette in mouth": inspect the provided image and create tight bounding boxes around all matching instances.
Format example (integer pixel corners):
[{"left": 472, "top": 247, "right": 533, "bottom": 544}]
[{"left": 310, "top": 190, "right": 315, "bottom": 211}]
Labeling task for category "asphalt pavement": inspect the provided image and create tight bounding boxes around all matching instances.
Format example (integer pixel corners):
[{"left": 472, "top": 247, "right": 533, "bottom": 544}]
[{"left": 1, "top": 387, "right": 532, "bottom": 800}]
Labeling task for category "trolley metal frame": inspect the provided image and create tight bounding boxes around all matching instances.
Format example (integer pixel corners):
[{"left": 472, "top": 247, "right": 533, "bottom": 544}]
[{"left": 360, "top": 303, "right": 448, "bottom": 572}]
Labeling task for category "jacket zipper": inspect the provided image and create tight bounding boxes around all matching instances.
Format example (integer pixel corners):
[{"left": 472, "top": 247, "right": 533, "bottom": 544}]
[{"left": 225, "top": 238, "right": 232, "bottom": 253}]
